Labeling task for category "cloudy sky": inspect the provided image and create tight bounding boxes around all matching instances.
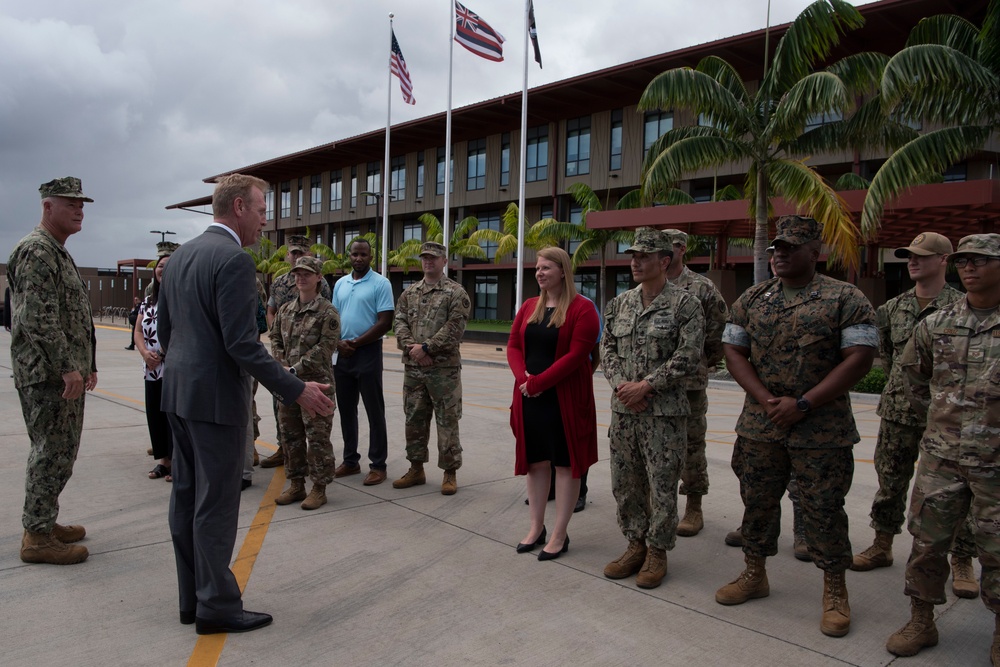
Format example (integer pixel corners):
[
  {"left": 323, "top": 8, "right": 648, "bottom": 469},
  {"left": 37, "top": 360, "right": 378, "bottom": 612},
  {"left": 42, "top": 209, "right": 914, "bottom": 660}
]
[{"left": 0, "top": 0, "right": 867, "bottom": 267}]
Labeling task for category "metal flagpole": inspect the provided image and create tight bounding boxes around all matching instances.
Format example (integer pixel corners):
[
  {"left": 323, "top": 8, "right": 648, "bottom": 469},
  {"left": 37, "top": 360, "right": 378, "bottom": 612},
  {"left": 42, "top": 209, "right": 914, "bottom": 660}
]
[
  {"left": 444, "top": 0, "right": 454, "bottom": 271},
  {"left": 382, "top": 14, "right": 394, "bottom": 277},
  {"left": 515, "top": 0, "right": 530, "bottom": 311}
]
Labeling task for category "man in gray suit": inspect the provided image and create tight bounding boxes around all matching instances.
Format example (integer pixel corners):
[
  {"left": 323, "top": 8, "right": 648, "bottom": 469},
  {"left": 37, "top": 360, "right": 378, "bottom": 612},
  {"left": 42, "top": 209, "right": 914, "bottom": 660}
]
[{"left": 158, "top": 173, "right": 334, "bottom": 635}]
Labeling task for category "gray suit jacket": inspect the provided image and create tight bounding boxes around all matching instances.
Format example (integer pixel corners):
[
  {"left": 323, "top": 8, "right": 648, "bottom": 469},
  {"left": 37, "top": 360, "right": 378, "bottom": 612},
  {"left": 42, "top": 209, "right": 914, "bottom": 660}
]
[{"left": 158, "top": 225, "right": 304, "bottom": 426}]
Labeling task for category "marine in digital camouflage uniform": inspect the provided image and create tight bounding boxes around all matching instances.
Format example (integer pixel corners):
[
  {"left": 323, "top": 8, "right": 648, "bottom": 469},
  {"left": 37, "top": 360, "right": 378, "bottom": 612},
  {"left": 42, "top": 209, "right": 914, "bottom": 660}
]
[
  {"left": 269, "top": 257, "right": 340, "bottom": 509},
  {"left": 601, "top": 228, "right": 705, "bottom": 589},
  {"left": 392, "top": 242, "right": 471, "bottom": 496},
  {"left": 886, "top": 234, "right": 1000, "bottom": 663},
  {"left": 9, "top": 177, "right": 99, "bottom": 565},
  {"left": 716, "top": 216, "right": 877, "bottom": 639},
  {"left": 852, "top": 232, "right": 978, "bottom": 597},
  {"left": 260, "top": 235, "right": 331, "bottom": 470},
  {"left": 662, "top": 229, "right": 728, "bottom": 537}
]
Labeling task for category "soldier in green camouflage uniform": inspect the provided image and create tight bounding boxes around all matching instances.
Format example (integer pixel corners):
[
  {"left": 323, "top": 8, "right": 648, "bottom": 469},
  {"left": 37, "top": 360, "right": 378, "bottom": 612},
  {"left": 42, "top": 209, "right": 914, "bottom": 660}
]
[
  {"left": 886, "top": 234, "right": 1000, "bottom": 664},
  {"left": 715, "top": 216, "right": 877, "bottom": 638},
  {"left": 260, "top": 235, "right": 332, "bottom": 469},
  {"left": 10, "top": 177, "right": 99, "bottom": 565},
  {"left": 852, "top": 232, "right": 978, "bottom": 597},
  {"left": 392, "top": 242, "right": 471, "bottom": 496},
  {"left": 662, "top": 229, "right": 728, "bottom": 537},
  {"left": 269, "top": 257, "right": 340, "bottom": 510},
  {"left": 601, "top": 228, "right": 705, "bottom": 590}
]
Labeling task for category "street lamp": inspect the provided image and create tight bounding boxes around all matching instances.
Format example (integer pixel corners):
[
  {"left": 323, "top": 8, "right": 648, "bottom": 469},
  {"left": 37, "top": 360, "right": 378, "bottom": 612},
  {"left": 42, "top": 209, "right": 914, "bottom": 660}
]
[
  {"left": 150, "top": 230, "right": 176, "bottom": 243},
  {"left": 359, "top": 191, "right": 394, "bottom": 276}
]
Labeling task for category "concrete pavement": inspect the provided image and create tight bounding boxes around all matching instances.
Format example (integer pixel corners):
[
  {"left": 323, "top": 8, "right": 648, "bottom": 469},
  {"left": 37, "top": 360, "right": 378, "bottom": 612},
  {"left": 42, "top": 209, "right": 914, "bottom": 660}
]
[{"left": 0, "top": 322, "right": 992, "bottom": 666}]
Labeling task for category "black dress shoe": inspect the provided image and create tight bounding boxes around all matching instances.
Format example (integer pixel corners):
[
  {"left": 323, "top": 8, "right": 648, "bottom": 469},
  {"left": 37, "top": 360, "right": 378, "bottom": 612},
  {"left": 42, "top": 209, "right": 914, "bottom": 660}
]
[
  {"left": 180, "top": 610, "right": 196, "bottom": 625},
  {"left": 241, "top": 479, "right": 252, "bottom": 491},
  {"left": 195, "top": 610, "right": 273, "bottom": 635},
  {"left": 124, "top": 345, "right": 135, "bottom": 350},
  {"left": 574, "top": 495, "right": 587, "bottom": 513},
  {"left": 538, "top": 536, "right": 569, "bottom": 561},
  {"left": 515, "top": 526, "right": 547, "bottom": 553}
]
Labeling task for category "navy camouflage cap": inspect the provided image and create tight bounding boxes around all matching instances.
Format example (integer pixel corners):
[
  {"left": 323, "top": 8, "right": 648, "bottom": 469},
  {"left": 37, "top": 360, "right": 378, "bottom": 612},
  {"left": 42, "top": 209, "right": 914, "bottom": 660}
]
[
  {"left": 772, "top": 215, "right": 823, "bottom": 246},
  {"left": 39, "top": 177, "right": 93, "bottom": 202},
  {"left": 625, "top": 227, "right": 672, "bottom": 254},
  {"left": 156, "top": 241, "right": 180, "bottom": 257},
  {"left": 286, "top": 235, "right": 312, "bottom": 254},
  {"left": 289, "top": 256, "right": 324, "bottom": 276},
  {"left": 419, "top": 241, "right": 447, "bottom": 258},
  {"left": 953, "top": 233, "right": 1000, "bottom": 258},
  {"left": 663, "top": 229, "right": 689, "bottom": 247}
]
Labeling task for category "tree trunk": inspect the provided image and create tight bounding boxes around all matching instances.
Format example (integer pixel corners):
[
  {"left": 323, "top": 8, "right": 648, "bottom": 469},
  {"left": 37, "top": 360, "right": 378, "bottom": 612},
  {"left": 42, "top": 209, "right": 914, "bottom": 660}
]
[{"left": 753, "top": 167, "right": 770, "bottom": 284}]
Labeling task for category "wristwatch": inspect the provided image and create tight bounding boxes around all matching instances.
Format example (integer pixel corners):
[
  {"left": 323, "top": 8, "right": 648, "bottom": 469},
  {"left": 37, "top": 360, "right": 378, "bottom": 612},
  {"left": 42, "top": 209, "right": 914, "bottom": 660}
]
[
  {"left": 288, "top": 366, "right": 297, "bottom": 376},
  {"left": 796, "top": 396, "right": 811, "bottom": 413},
  {"left": 421, "top": 343, "right": 430, "bottom": 355}
]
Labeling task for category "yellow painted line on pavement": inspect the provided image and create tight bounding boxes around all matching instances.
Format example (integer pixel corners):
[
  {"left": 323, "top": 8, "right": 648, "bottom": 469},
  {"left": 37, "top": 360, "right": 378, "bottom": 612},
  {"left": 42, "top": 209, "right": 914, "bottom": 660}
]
[
  {"left": 187, "top": 467, "right": 286, "bottom": 666},
  {"left": 96, "top": 324, "right": 130, "bottom": 331},
  {"left": 93, "top": 388, "right": 145, "bottom": 406}
]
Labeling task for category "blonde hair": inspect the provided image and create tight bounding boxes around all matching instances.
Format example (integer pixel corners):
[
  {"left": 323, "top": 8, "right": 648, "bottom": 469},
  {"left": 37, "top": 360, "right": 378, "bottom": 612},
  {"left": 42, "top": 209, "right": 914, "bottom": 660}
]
[
  {"left": 212, "top": 173, "right": 268, "bottom": 218},
  {"left": 528, "top": 246, "right": 577, "bottom": 328}
]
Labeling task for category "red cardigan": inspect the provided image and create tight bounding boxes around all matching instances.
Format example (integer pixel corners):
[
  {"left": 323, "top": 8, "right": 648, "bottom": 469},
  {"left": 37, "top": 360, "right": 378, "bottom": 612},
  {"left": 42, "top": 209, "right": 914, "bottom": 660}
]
[{"left": 507, "top": 295, "right": 599, "bottom": 478}]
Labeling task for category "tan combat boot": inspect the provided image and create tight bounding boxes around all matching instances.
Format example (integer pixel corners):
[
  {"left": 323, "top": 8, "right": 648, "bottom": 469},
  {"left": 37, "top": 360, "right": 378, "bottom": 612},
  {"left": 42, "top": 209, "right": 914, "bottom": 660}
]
[
  {"left": 636, "top": 547, "right": 667, "bottom": 589},
  {"left": 392, "top": 462, "right": 426, "bottom": 489},
  {"left": 716, "top": 554, "right": 769, "bottom": 605},
  {"left": 676, "top": 494, "right": 704, "bottom": 537},
  {"left": 441, "top": 469, "right": 457, "bottom": 496},
  {"left": 275, "top": 478, "right": 306, "bottom": 505},
  {"left": 886, "top": 597, "right": 938, "bottom": 656},
  {"left": 20, "top": 530, "right": 89, "bottom": 565},
  {"left": 991, "top": 614, "right": 1000, "bottom": 667},
  {"left": 851, "top": 531, "right": 894, "bottom": 571},
  {"left": 604, "top": 540, "right": 647, "bottom": 579},
  {"left": 259, "top": 446, "right": 284, "bottom": 469},
  {"left": 821, "top": 570, "right": 851, "bottom": 637},
  {"left": 951, "top": 555, "right": 979, "bottom": 599},
  {"left": 51, "top": 523, "right": 86, "bottom": 544},
  {"left": 301, "top": 484, "right": 327, "bottom": 510},
  {"left": 724, "top": 526, "right": 743, "bottom": 547}
]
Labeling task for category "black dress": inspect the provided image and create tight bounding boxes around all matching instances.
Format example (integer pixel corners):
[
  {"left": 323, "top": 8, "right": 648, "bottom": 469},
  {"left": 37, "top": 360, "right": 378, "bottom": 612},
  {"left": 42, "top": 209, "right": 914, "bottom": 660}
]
[{"left": 522, "top": 308, "right": 570, "bottom": 467}]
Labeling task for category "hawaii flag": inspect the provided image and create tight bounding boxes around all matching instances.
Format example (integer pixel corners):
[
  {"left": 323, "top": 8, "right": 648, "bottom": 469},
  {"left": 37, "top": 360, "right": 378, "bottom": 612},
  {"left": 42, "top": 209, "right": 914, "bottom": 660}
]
[{"left": 454, "top": 1, "right": 505, "bottom": 62}]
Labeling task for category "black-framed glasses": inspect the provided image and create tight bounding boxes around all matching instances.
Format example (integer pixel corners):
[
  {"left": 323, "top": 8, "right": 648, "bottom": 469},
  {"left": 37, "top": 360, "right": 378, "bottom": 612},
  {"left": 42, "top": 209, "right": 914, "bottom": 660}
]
[{"left": 953, "top": 256, "right": 999, "bottom": 268}]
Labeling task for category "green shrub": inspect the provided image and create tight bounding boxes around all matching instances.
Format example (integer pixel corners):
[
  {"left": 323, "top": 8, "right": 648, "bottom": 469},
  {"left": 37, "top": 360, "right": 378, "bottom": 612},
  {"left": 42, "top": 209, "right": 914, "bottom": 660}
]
[{"left": 853, "top": 367, "right": 887, "bottom": 394}]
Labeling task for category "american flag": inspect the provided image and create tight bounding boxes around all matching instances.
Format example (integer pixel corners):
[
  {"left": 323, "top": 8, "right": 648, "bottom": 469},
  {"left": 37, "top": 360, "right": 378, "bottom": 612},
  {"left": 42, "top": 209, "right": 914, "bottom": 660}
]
[
  {"left": 454, "top": 1, "right": 505, "bottom": 62},
  {"left": 390, "top": 29, "right": 416, "bottom": 105}
]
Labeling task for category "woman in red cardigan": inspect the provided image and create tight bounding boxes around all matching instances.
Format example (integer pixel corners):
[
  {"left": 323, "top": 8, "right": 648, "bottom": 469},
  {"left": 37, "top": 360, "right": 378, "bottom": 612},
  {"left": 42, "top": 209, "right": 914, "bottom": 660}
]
[{"left": 507, "top": 246, "right": 599, "bottom": 560}]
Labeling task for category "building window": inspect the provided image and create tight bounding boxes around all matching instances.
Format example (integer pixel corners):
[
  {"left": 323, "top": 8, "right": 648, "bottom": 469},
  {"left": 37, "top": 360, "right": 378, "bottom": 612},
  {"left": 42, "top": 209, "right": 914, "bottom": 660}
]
[
  {"left": 401, "top": 278, "right": 417, "bottom": 292},
  {"left": 467, "top": 139, "right": 487, "bottom": 191},
  {"left": 310, "top": 174, "right": 322, "bottom": 214},
  {"left": 565, "top": 116, "right": 591, "bottom": 177},
  {"left": 568, "top": 205, "right": 584, "bottom": 256},
  {"left": 943, "top": 163, "right": 968, "bottom": 182},
  {"left": 644, "top": 111, "right": 673, "bottom": 156},
  {"left": 403, "top": 221, "right": 421, "bottom": 242},
  {"left": 477, "top": 210, "right": 502, "bottom": 260},
  {"left": 574, "top": 273, "right": 597, "bottom": 301},
  {"left": 329, "top": 172, "right": 342, "bottom": 211},
  {"left": 345, "top": 226, "right": 360, "bottom": 248},
  {"left": 366, "top": 162, "right": 381, "bottom": 205},
  {"left": 500, "top": 133, "right": 511, "bottom": 187},
  {"left": 297, "top": 178, "right": 303, "bottom": 217},
  {"left": 350, "top": 166, "right": 357, "bottom": 208},
  {"left": 474, "top": 275, "right": 498, "bottom": 319},
  {"left": 436, "top": 147, "right": 453, "bottom": 195},
  {"left": 389, "top": 156, "right": 406, "bottom": 201},
  {"left": 609, "top": 109, "right": 623, "bottom": 171},
  {"left": 804, "top": 110, "right": 843, "bottom": 132},
  {"left": 416, "top": 152, "right": 425, "bottom": 199},
  {"left": 280, "top": 181, "right": 291, "bottom": 218},
  {"left": 525, "top": 126, "right": 548, "bottom": 182},
  {"left": 615, "top": 270, "right": 633, "bottom": 295},
  {"left": 265, "top": 188, "right": 274, "bottom": 220}
]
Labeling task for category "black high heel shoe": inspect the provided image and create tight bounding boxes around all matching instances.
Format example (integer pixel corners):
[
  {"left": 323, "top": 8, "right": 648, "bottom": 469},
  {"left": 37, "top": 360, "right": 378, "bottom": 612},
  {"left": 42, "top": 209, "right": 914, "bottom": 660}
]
[
  {"left": 516, "top": 526, "right": 547, "bottom": 553},
  {"left": 538, "top": 536, "right": 569, "bottom": 561}
]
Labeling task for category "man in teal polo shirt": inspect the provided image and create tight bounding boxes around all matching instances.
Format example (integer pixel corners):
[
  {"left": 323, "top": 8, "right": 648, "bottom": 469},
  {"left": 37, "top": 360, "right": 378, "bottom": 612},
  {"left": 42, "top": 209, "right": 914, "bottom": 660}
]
[{"left": 331, "top": 238, "right": 394, "bottom": 485}]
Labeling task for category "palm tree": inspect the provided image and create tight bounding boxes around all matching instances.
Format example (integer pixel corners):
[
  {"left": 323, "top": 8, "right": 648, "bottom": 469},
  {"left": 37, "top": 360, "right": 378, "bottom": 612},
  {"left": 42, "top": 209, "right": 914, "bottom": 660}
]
[
  {"left": 391, "top": 213, "right": 487, "bottom": 274},
  {"left": 862, "top": 2, "right": 1000, "bottom": 233},
  {"left": 468, "top": 202, "right": 576, "bottom": 263},
  {"left": 639, "top": 0, "right": 882, "bottom": 283},
  {"left": 245, "top": 237, "right": 288, "bottom": 278}
]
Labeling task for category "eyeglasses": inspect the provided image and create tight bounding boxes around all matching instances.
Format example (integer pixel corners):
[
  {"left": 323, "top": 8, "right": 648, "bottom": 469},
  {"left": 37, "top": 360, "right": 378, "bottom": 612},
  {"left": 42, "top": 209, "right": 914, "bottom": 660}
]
[{"left": 953, "top": 256, "right": 999, "bottom": 268}]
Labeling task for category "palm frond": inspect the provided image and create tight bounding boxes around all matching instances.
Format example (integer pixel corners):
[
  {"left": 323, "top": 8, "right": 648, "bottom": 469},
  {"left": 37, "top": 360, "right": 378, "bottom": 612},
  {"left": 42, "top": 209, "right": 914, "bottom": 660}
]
[
  {"left": 833, "top": 172, "right": 871, "bottom": 191},
  {"left": 825, "top": 51, "right": 888, "bottom": 97},
  {"left": 771, "top": 71, "right": 853, "bottom": 141},
  {"left": 696, "top": 55, "right": 751, "bottom": 105},
  {"left": 979, "top": 0, "right": 1000, "bottom": 76},
  {"left": 642, "top": 134, "right": 748, "bottom": 195},
  {"left": 906, "top": 13, "right": 979, "bottom": 54},
  {"left": 713, "top": 184, "right": 744, "bottom": 201},
  {"left": 638, "top": 67, "right": 748, "bottom": 132},
  {"left": 615, "top": 189, "right": 645, "bottom": 209}
]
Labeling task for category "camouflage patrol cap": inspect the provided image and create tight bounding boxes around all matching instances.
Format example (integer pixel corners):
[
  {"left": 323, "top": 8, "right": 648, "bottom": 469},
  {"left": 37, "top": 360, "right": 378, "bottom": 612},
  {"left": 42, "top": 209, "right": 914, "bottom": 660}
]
[
  {"left": 772, "top": 215, "right": 823, "bottom": 246},
  {"left": 663, "top": 229, "right": 689, "bottom": 247},
  {"left": 156, "top": 241, "right": 180, "bottom": 257},
  {"left": 289, "top": 256, "right": 324, "bottom": 276},
  {"left": 953, "top": 233, "right": 1000, "bottom": 258},
  {"left": 286, "top": 235, "right": 312, "bottom": 254},
  {"left": 625, "top": 227, "right": 672, "bottom": 254},
  {"left": 894, "top": 232, "right": 953, "bottom": 258},
  {"left": 418, "top": 241, "right": 447, "bottom": 258},
  {"left": 39, "top": 177, "right": 93, "bottom": 202}
]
